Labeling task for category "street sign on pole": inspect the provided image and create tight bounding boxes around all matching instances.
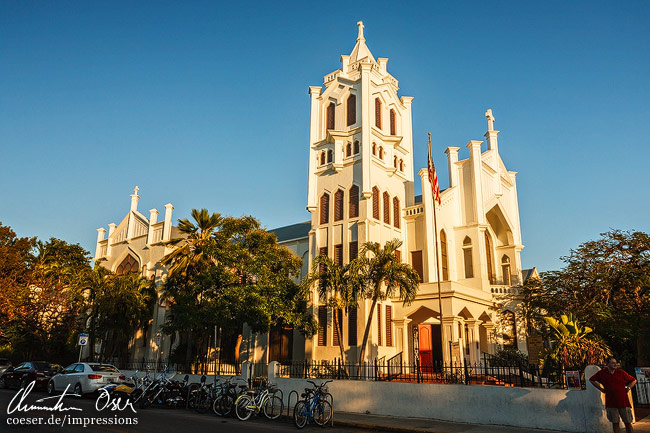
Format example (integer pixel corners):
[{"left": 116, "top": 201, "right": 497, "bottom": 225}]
[{"left": 78, "top": 333, "right": 89, "bottom": 346}]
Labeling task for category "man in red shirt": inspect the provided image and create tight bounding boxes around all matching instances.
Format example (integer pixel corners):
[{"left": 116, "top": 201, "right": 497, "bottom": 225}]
[{"left": 590, "top": 357, "right": 637, "bottom": 433}]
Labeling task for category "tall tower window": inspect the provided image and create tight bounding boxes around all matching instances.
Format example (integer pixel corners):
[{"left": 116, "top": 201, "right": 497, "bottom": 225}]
[
  {"left": 372, "top": 143, "right": 377, "bottom": 156},
  {"left": 399, "top": 159, "right": 404, "bottom": 171},
  {"left": 353, "top": 140, "right": 360, "bottom": 154},
  {"left": 372, "top": 187, "right": 380, "bottom": 220},
  {"left": 320, "top": 193, "right": 330, "bottom": 224},
  {"left": 375, "top": 98, "right": 382, "bottom": 129},
  {"left": 349, "top": 240, "right": 358, "bottom": 260},
  {"left": 320, "top": 151, "right": 325, "bottom": 165},
  {"left": 393, "top": 156, "right": 398, "bottom": 168},
  {"left": 463, "top": 236, "right": 474, "bottom": 279},
  {"left": 327, "top": 102, "right": 335, "bottom": 130},
  {"left": 379, "top": 146, "right": 384, "bottom": 160},
  {"left": 502, "top": 255, "right": 512, "bottom": 285},
  {"left": 349, "top": 185, "right": 359, "bottom": 218},
  {"left": 383, "top": 192, "right": 390, "bottom": 224},
  {"left": 318, "top": 305, "right": 328, "bottom": 346},
  {"left": 327, "top": 149, "right": 333, "bottom": 163},
  {"left": 390, "top": 109, "right": 396, "bottom": 135},
  {"left": 347, "top": 94, "right": 356, "bottom": 126},
  {"left": 440, "top": 230, "right": 449, "bottom": 281},
  {"left": 346, "top": 142, "right": 352, "bottom": 157},
  {"left": 334, "top": 189, "right": 344, "bottom": 221},
  {"left": 393, "top": 197, "right": 400, "bottom": 229},
  {"left": 485, "top": 231, "right": 495, "bottom": 284}
]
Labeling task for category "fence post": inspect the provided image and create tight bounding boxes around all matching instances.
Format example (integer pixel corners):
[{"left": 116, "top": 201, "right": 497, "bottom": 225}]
[
  {"left": 519, "top": 364, "right": 525, "bottom": 387},
  {"left": 416, "top": 357, "right": 421, "bottom": 383},
  {"left": 537, "top": 364, "right": 543, "bottom": 388},
  {"left": 337, "top": 358, "right": 341, "bottom": 380},
  {"left": 464, "top": 358, "right": 469, "bottom": 385}
]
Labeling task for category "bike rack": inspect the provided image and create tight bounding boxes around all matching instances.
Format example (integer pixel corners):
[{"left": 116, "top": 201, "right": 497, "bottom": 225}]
[{"left": 286, "top": 390, "right": 299, "bottom": 418}]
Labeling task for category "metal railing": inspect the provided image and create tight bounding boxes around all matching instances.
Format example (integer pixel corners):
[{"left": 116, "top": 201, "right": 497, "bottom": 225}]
[{"left": 276, "top": 357, "right": 574, "bottom": 389}]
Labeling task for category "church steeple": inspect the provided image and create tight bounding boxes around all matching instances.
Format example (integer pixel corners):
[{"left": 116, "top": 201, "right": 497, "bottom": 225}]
[{"left": 348, "top": 21, "right": 376, "bottom": 64}]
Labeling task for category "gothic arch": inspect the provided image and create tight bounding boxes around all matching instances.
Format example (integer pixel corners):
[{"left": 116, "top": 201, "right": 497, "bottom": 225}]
[
  {"left": 111, "top": 247, "right": 143, "bottom": 275},
  {"left": 486, "top": 204, "right": 515, "bottom": 246}
]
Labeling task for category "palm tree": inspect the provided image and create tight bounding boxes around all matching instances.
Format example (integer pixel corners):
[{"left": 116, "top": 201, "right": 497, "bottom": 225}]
[
  {"left": 543, "top": 313, "right": 611, "bottom": 369},
  {"left": 302, "top": 255, "right": 360, "bottom": 366},
  {"left": 355, "top": 239, "right": 420, "bottom": 364},
  {"left": 160, "top": 208, "right": 222, "bottom": 371}
]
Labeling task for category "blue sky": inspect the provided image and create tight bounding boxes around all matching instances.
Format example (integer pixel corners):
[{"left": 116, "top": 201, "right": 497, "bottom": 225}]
[{"left": 1, "top": 1, "right": 649, "bottom": 272}]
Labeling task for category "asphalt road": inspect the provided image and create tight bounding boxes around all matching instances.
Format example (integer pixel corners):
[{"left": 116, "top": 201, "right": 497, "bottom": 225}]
[{"left": 0, "top": 388, "right": 369, "bottom": 433}]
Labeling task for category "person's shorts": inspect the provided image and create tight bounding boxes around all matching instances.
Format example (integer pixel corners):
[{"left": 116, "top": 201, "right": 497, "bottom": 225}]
[{"left": 606, "top": 407, "right": 633, "bottom": 424}]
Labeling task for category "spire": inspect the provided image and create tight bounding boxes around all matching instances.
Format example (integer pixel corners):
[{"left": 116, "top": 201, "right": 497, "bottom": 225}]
[
  {"left": 349, "top": 21, "right": 375, "bottom": 64},
  {"left": 485, "top": 109, "right": 495, "bottom": 131},
  {"left": 130, "top": 186, "right": 140, "bottom": 212}
]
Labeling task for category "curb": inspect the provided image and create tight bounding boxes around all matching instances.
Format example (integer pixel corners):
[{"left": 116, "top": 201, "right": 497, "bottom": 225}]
[{"left": 333, "top": 418, "right": 440, "bottom": 433}]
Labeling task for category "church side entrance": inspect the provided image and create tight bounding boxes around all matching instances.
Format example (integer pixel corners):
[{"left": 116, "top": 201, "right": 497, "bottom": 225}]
[
  {"left": 269, "top": 323, "right": 293, "bottom": 362},
  {"left": 414, "top": 324, "right": 443, "bottom": 368}
]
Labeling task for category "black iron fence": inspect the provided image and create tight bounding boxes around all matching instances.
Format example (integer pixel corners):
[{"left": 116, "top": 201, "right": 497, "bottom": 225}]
[{"left": 276, "top": 355, "right": 575, "bottom": 389}]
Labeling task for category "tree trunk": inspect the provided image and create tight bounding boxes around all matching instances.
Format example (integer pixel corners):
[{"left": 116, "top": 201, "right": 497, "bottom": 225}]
[
  {"left": 234, "top": 333, "right": 243, "bottom": 375},
  {"left": 333, "top": 310, "right": 349, "bottom": 375},
  {"left": 358, "top": 296, "right": 379, "bottom": 364},
  {"left": 638, "top": 332, "right": 650, "bottom": 366},
  {"left": 185, "top": 329, "right": 193, "bottom": 374}
]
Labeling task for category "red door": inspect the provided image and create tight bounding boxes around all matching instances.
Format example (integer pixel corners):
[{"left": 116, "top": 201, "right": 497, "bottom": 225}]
[{"left": 418, "top": 324, "right": 433, "bottom": 370}]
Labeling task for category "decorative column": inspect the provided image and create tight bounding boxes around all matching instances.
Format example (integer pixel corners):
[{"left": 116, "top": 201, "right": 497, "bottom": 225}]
[
  {"left": 307, "top": 86, "right": 322, "bottom": 211},
  {"left": 465, "top": 319, "right": 480, "bottom": 364},
  {"left": 466, "top": 140, "right": 485, "bottom": 225},
  {"left": 163, "top": 203, "right": 174, "bottom": 241},
  {"left": 360, "top": 62, "right": 372, "bottom": 198},
  {"left": 147, "top": 209, "right": 159, "bottom": 245},
  {"left": 95, "top": 228, "right": 106, "bottom": 259},
  {"left": 445, "top": 147, "right": 460, "bottom": 188},
  {"left": 392, "top": 318, "right": 411, "bottom": 363},
  {"left": 107, "top": 223, "right": 116, "bottom": 256},
  {"left": 419, "top": 168, "right": 437, "bottom": 283}
]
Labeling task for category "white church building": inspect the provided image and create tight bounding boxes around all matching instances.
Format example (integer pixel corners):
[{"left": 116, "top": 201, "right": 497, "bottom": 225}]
[{"left": 93, "top": 22, "right": 535, "bottom": 367}]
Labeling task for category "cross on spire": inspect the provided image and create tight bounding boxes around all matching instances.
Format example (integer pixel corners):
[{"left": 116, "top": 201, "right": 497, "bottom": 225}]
[
  {"left": 485, "top": 109, "right": 495, "bottom": 131},
  {"left": 133, "top": 186, "right": 139, "bottom": 196},
  {"left": 357, "top": 21, "right": 365, "bottom": 42}
]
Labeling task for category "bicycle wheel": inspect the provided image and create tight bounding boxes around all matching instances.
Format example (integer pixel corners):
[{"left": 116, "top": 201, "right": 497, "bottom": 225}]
[
  {"left": 213, "top": 394, "right": 232, "bottom": 416},
  {"left": 235, "top": 395, "right": 254, "bottom": 421},
  {"left": 293, "top": 401, "right": 308, "bottom": 429},
  {"left": 313, "top": 400, "right": 332, "bottom": 426},
  {"left": 263, "top": 395, "right": 283, "bottom": 420}
]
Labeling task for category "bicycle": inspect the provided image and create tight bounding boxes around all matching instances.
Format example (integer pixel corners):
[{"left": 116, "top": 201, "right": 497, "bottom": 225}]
[
  {"left": 234, "top": 379, "right": 283, "bottom": 421},
  {"left": 212, "top": 376, "right": 247, "bottom": 416},
  {"left": 293, "top": 380, "right": 333, "bottom": 429}
]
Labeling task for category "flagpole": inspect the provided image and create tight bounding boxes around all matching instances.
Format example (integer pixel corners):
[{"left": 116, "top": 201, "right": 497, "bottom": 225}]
[{"left": 428, "top": 132, "right": 446, "bottom": 363}]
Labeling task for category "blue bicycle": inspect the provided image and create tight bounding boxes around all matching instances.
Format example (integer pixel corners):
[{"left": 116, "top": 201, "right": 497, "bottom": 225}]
[{"left": 293, "top": 380, "right": 333, "bottom": 428}]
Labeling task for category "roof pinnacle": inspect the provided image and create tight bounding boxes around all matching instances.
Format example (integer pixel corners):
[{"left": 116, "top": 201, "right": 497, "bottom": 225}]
[{"left": 357, "top": 21, "right": 365, "bottom": 42}]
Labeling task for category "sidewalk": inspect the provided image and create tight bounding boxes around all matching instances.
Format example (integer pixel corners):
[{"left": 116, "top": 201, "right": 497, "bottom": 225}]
[{"left": 332, "top": 411, "right": 650, "bottom": 433}]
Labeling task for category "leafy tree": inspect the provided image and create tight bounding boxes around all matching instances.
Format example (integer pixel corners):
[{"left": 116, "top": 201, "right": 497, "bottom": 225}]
[
  {"left": 542, "top": 313, "right": 611, "bottom": 370},
  {"left": 354, "top": 239, "right": 420, "bottom": 363}
]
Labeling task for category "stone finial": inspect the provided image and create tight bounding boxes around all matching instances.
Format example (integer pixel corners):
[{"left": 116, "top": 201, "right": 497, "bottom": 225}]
[
  {"left": 130, "top": 186, "right": 140, "bottom": 212},
  {"left": 485, "top": 109, "right": 495, "bottom": 131},
  {"left": 357, "top": 21, "right": 365, "bottom": 42}
]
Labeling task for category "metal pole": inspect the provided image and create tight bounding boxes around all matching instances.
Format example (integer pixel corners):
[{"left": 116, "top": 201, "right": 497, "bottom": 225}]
[
  {"left": 428, "top": 133, "right": 446, "bottom": 362},
  {"left": 78, "top": 345, "right": 82, "bottom": 363}
]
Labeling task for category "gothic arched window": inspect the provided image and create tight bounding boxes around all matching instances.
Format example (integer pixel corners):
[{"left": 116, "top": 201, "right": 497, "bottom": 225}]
[
  {"left": 327, "top": 102, "right": 335, "bottom": 130},
  {"left": 390, "top": 109, "right": 396, "bottom": 135},
  {"left": 347, "top": 94, "right": 356, "bottom": 126},
  {"left": 327, "top": 149, "right": 333, "bottom": 163},
  {"left": 349, "top": 185, "right": 359, "bottom": 218},
  {"left": 463, "top": 236, "right": 473, "bottom": 279},
  {"left": 379, "top": 146, "right": 384, "bottom": 160},
  {"left": 116, "top": 254, "right": 139, "bottom": 275},
  {"left": 320, "top": 151, "right": 325, "bottom": 165},
  {"left": 393, "top": 197, "right": 400, "bottom": 229},
  {"left": 353, "top": 140, "right": 360, "bottom": 154},
  {"left": 334, "top": 189, "right": 344, "bottom": 221},
  {"left": 393, "top": 156, "right": 398, "bottom": 168},
  {"left": 320, "top": 193, "right": 330, "bottom": 224},
  {"left": 372, "top": 143, "right": 377, "bottom": 156},
  {"left": 485, "top": 231, "right": 495, "bottom": 284},
  {"left": 383, "top": 192, "right": 390, "bottom": 224},
  {"left": 399, "top": 159, "right": 404, "bottom": 171},
  {"left": 502, "top": 255, "right": 512, "bottom": 286},
  {"left": 375, "top": 98, "right": 382, "bottom": 129},
  {"left": 440, "top": 230, "right": 449, "bottom": 281},
  {"left": 372, "top": 187, "right": 380, "bottom": 220},
  {"left": 346, "top": 142, "right": 352, "bottom": 157}
]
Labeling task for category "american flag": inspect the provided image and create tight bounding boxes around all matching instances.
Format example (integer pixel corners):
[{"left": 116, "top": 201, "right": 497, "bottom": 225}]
[{"left": 427, "top": 134, "right": 441, "bottom": 205}]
